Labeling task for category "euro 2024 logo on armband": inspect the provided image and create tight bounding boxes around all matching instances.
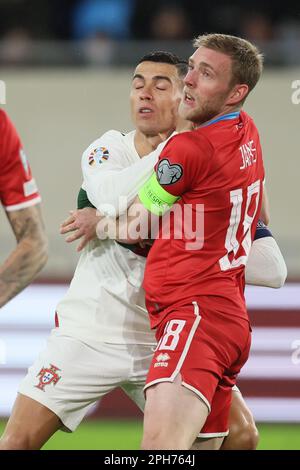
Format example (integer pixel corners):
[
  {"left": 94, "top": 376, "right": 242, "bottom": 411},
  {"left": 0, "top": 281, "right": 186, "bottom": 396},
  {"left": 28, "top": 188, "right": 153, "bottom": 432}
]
[
  {"left": 88, "top": 147, "right": 110, "bottom": 166},
  {"left": 291, "top": 80, "right": 300, "bottom": 105},
  {"left": 35, "top": 364, "right": 61, "bottom": 391}
]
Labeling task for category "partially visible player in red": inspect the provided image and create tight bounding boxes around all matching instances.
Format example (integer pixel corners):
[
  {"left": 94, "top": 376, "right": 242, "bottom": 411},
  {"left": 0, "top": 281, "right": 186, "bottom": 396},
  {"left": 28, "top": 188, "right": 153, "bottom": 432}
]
[
  {"left": 0, "top": 110, "right": 47, "bottom": 307},
  {"left": 108, "top": 34, "right": 265, "bottom": 449}
]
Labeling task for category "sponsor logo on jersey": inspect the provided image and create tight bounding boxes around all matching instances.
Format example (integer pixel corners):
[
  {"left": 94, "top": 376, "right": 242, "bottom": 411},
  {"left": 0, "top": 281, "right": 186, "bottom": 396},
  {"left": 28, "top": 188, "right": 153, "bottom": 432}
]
[
  {"left": 157, "top": 158, "right": 183, "bottom": 185},
  {"left": 88, "top": 147, "right": 110, "bottom": 166},
  {"left": 256, "top": 219, "right": 266, "bottom": 229},
  {"left": 154, "top": 352, "right": 170, "bottom": 368},
  {"left": 35, "top": 364, "right": 61, "bottom": 391},
  {"left": 19, "top": 149, "right": 30, "bottom": 178}
]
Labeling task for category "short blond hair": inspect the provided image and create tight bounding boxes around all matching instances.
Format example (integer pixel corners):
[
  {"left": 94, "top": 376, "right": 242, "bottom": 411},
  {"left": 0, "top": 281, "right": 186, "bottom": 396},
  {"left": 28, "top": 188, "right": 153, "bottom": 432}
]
[{"left": 193, "top": 33, "right": 263, "bottom": 94}]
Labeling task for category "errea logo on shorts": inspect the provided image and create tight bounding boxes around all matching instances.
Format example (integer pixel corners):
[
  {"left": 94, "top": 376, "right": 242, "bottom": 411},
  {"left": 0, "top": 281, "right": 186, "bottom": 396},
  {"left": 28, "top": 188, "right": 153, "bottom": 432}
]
[{"left": 154, "top": 353, "right": 170, "bottom": 368}]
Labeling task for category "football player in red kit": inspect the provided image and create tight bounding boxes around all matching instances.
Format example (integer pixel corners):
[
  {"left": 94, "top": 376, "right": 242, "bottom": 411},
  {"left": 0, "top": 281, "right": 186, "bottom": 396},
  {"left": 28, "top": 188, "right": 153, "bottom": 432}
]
[
  {"left": 105, "top": 34, "right": 265, "bottom": 449},
  {"left": 0, "top": 110, "right": 47, "bottom": 307}
]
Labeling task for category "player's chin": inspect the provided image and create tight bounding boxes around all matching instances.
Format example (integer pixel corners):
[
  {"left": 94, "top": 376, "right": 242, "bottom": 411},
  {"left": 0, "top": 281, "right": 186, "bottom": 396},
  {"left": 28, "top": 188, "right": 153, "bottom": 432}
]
[
  {"left": 137, "top": 121, "right": 160, "bottom": 134},
  {"left": 179, "top": 102, "right": 194, "bottom": 119},
  {"left": 179, "top": 107, "right": 194, "bottom": 122}
]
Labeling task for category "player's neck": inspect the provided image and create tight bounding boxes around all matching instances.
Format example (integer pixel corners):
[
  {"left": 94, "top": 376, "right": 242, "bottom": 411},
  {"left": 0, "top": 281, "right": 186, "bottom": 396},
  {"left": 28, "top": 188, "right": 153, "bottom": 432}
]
[
  {"left": 134, "top": 130, "right": 170, "bottom": 158},
  {"left": 194, "top": 106, "right": 242, "bottom": 129},
  {"left": 176, "top": 115, "right": 193, "bottom": 132}
]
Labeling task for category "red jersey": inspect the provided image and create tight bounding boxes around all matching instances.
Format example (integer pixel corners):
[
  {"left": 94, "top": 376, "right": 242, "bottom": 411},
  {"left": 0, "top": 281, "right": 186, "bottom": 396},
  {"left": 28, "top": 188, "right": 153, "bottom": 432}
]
[
  {"left": 0, "top": 109, "right": 40, "bottom": 211},
  {"left": 143, "top": 111, "right": 265, "bottom": 328}
]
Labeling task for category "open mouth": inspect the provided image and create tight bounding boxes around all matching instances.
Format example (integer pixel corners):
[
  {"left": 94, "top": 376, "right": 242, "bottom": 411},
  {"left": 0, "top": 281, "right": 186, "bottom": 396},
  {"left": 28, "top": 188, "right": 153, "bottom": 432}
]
[
  {"left": 139, "top": 107, "right": 154, "bottom": 114},
  {"left": 184, "top": 91, "right": 195, "bottom": 104}
]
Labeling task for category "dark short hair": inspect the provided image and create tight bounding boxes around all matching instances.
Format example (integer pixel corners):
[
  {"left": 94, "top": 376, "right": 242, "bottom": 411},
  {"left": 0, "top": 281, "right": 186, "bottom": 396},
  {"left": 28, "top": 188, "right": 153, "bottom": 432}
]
[{"left": 138, "top": 51, "right": 188, "bottom": 78}]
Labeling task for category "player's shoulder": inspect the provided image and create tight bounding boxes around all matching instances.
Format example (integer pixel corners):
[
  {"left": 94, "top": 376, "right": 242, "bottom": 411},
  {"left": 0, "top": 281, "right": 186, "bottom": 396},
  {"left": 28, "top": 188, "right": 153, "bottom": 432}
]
[
  {"left": 83, "top": 129, "right": 129, "bottom": 156},
  {"left": 166, "top": 129, "right": 213, "bottom": 155},
  {"left": 240, "top": 109, "right": 254, "bottom": 123},
  {"left": 0, "top": 109, "right": 20, "bottom": 160},
  {"left": 0, "top": 107, "right": 7, "bottom": 120},
  {"left": 97, "top": 129, "right": 127, "bottom": 143}
]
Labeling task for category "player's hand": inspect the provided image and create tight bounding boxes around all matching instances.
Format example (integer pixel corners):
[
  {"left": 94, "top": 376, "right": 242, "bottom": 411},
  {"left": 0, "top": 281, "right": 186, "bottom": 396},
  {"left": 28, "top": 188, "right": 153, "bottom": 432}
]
[{"left": 60, "top": 208, "right": 100, "bottom": 252}]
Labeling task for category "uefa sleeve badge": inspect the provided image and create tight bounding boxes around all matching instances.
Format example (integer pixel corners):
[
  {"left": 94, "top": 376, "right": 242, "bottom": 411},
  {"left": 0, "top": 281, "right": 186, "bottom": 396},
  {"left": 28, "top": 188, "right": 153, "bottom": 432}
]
[{"left": 88, "top": 147, "right": 110, "bottom": 166}]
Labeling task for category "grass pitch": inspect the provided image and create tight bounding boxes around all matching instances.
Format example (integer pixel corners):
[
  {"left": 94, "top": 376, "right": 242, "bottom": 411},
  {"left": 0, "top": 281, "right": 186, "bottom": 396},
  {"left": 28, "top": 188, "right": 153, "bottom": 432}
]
[{"left": 0, "top": 420, "right": 299, "bottom": 450}]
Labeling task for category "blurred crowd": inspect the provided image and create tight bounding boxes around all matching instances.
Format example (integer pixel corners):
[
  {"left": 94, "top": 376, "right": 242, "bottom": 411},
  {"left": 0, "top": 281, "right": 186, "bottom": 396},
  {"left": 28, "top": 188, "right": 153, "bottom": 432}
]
[{"left": 0, "top": 0, "right": 299, "bottom": 65}]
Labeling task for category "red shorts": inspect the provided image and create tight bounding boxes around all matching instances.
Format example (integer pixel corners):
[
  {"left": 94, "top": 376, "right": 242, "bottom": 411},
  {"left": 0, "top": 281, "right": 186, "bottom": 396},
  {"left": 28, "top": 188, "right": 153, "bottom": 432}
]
[{"left": 144, "top": 300, "right": 251, "bottom": 437}]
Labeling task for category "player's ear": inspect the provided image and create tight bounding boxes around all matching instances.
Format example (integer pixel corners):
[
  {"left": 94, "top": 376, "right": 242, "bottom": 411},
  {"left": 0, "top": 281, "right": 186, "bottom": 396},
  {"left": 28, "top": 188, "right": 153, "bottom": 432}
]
[{"left": 226, "top": 84, "right": 249, "bottom": 106}]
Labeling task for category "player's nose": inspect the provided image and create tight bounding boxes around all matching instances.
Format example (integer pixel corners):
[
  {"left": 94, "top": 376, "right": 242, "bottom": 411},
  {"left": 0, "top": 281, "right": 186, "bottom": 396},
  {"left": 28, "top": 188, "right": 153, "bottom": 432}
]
[
  {"left": 139, "top": 85, "right": 153, "bottom": 101},
  {"left": 184, "top": 69, "right": 195, "bottom": 88},
  {"left": 140, "top": 93, "right": 153, "bottom": 101}
]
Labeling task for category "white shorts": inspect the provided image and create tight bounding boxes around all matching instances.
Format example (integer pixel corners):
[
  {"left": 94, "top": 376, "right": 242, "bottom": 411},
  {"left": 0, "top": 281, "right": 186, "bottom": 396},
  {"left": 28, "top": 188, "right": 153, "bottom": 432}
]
[{"left": 18, "top": 328, "right": 153, "bottom": 432}]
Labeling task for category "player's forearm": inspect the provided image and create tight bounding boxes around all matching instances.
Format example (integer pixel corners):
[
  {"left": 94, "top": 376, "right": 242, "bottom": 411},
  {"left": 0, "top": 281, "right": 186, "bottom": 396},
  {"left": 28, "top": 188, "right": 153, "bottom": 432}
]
[
  {"left": 0, "top": 235, "right": 48, "bottom": 307},
  {"left": 84, "top": 153, "right": 157, "bottom": 216},
  {"left": 97, "top": 197, "right": 154, "bottom": 244},
  {"left": 0, "top": 205, "right": 48, "bottom": 308}
]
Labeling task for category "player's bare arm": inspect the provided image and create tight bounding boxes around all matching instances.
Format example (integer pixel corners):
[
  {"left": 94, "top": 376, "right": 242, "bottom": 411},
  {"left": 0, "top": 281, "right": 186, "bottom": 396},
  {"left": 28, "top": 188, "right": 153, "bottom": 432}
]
[
  {"left": 72, "top": 196, "right": 152, "bottom": 245},
  {"left": 0, "top": 204, "right": 48, "bottom": 307},
  {"left": 117, "top": 195, "right": 153, "bottom": 243},
  {"left": 94, "top": 195, "right": 152, "bottom": 244}
]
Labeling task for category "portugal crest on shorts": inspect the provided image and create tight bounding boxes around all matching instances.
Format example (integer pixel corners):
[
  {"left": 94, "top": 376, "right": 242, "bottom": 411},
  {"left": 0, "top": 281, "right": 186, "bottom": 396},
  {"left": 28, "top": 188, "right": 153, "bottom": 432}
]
[{"left": 35, "top": 364, "right": 61, "bottom": 391}]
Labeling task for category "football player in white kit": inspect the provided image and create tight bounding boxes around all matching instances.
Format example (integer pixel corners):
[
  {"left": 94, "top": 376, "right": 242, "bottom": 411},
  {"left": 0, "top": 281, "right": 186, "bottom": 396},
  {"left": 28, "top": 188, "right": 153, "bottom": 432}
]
[{"left": 0, "top": 52, "right": 287, "bottom": 450}]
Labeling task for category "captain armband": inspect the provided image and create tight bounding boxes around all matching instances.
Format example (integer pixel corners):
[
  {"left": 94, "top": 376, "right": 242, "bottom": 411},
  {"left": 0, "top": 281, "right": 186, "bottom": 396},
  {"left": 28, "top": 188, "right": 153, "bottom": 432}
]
[{"left": 138, "top": 173, "right": 179, "bottom": 216}]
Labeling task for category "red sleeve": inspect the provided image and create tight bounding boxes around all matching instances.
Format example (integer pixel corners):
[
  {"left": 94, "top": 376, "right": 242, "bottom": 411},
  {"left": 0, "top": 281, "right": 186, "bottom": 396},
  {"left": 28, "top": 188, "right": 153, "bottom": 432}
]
[
  {"left": 154, "top": 131, "right": 212, "bottom": 197},
  {"left": 0, "top": 110, "right": 40, "bottom": 211}
]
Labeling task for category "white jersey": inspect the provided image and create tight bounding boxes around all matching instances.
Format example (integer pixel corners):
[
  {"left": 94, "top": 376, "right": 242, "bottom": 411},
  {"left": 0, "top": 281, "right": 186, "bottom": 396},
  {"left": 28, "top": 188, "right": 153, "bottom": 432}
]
[{"left": 56, "top": 130, "right": 170, "bottom": 345}]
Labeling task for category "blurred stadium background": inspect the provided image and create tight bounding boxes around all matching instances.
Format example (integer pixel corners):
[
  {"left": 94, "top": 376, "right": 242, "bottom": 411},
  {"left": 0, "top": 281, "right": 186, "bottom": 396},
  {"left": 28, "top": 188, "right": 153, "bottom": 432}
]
[{"left": 0, "top": 0, "right": 300, "bottom": 450}]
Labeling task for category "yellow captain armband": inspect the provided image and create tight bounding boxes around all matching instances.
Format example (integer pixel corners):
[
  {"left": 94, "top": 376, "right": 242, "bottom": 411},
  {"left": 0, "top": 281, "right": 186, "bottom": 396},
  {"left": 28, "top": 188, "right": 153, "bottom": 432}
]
[{"left": 138, "top": 172, "right": 179, "bottom": 216}]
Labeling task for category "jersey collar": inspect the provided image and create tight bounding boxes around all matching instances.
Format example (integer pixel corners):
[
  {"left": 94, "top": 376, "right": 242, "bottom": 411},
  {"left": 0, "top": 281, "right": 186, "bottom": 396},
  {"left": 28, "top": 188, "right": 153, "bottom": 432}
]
[{"left": 200, "top": 112, "right": 240, "bottom": 128}]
